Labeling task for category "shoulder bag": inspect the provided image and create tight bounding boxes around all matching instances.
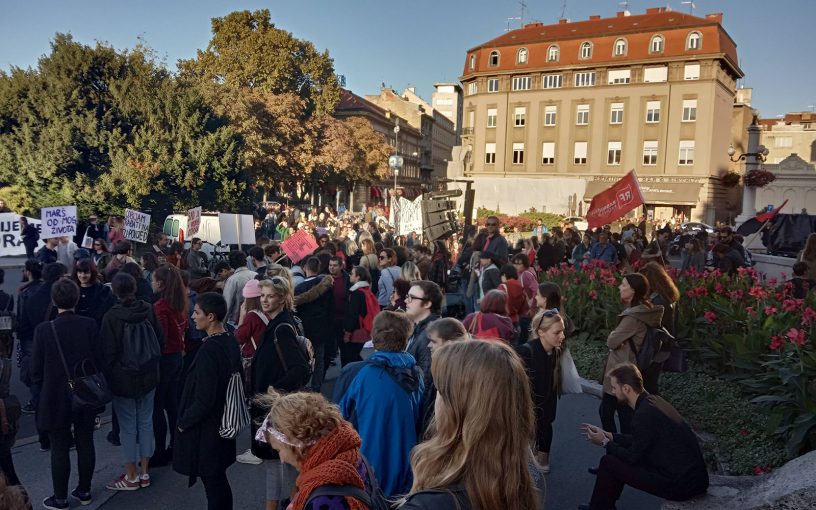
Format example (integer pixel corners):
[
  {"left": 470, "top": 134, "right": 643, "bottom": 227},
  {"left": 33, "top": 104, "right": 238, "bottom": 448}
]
[{"left": 49, "top": 322, "right": 111, "bottom": 412}]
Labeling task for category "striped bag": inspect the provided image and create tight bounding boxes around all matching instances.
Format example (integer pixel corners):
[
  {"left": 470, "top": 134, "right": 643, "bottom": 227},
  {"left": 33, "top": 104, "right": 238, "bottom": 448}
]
[{"left": 219, "top": 370, "right": 250, "bottom": 439}]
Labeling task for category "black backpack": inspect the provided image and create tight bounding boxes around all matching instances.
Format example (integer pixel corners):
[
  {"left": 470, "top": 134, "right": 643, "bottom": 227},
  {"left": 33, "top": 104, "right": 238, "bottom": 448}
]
[
  {"left": 629, "top": 326, "right": 674, "bottom": 372},
  {"left": 304, "top": 456, "right": 390, "bottom": 510},
  {"left": 120, "top": 319, "right": 162, "bottom": 375}
]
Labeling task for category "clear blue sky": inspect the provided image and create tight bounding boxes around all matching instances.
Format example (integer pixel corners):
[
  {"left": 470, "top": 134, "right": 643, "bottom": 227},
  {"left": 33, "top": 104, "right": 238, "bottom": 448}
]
[{"left": 1, "top": 0, "right": 813, "bottom": 118}]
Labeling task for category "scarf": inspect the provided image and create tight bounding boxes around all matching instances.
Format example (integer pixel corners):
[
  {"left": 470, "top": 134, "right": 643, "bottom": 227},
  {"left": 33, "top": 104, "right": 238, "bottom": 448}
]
[
  {"left": 349, "top": 281, "right": 370, "bottom": 292},
  {"left": 292, "top": 424, "right": 367, "bottom": 510}
]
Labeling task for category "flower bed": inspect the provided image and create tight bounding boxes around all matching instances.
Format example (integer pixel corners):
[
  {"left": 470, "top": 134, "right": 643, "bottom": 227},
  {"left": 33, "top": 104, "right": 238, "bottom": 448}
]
[
  {"left": 550, "top": 261, "right": 814, "bottom": 474},
  {"left": 476, "top": 207, "right": 562, "bottom": 231}
]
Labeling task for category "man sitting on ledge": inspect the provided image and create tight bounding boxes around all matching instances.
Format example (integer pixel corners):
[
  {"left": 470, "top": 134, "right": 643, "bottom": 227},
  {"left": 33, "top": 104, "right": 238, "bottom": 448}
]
[{"left": 579, "top": 363, "right": 709, "bottom": 510}]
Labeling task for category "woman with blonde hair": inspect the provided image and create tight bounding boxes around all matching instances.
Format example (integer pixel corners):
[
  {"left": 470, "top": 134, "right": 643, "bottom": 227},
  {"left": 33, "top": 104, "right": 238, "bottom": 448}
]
[
  {"left": 359, "top": 238, "right": 378, "bottom": 271},
  {"left": 255, "top": 391, "right": 382, "bottom": 510},
  {"left": 400, "top": 260, "right": 422, "bottom": 283},
  {"left": 401, "top": 340, "right": 543, "bottom": 510}
]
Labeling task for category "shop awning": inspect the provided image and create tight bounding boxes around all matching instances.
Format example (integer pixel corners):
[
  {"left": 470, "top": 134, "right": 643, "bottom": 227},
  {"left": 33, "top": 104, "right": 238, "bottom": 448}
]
[{"left": 583, "top": 180, "right": 702, "bottom": 206}]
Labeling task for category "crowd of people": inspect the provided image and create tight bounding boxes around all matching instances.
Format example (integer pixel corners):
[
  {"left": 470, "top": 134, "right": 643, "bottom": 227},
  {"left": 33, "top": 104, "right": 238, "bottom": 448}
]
[{"left": 0, "top": 203, "right": 814, "bottom": 510}]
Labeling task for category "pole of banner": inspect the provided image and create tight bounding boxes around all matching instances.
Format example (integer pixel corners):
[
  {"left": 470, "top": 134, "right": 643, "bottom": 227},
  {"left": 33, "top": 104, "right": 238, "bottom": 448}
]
[
  {"left": 743, "top": 218, "right": 771, "bottom": 250},
  {"left": 235, "top": 215, "right": 241, "bottom": 250}
]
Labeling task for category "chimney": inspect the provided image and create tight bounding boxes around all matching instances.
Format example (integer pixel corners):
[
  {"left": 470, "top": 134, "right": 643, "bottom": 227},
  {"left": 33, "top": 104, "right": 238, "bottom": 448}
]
[
  {"left": 589, "top": 15, "right": 601, "bottom": 20},
  {"left": 616, "top": 11, "right": 624, "bottom": 17},
  {"left": 705, "top": 13, "right": 723, "bottom": 24},
  {"left": 558, "top": 18, "right": 568, "bottom": 24},
  {"left": 646, "top": 7, "right": 660, "bottom": 14}
]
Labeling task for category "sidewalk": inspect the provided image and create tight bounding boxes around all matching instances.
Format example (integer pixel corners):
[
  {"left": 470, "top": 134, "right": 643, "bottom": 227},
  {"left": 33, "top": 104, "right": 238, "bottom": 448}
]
[{"left": 0, "top": 256, "right": 27, "bottom": 268}]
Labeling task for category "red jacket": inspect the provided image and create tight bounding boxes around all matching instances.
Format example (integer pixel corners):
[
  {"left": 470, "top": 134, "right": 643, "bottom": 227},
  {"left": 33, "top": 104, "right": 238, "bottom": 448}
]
[
  {"left": 499, "top": 279, "right": 527, "bottom": 324},
  {"left": 153, "top": 298, "right": 187, "bottom": 355},
  {"left": 234, "top": 310, "right": 269, "bottom": 357},
  {"left": 462, "top": 311, "right": 515, "bottom": 344}
]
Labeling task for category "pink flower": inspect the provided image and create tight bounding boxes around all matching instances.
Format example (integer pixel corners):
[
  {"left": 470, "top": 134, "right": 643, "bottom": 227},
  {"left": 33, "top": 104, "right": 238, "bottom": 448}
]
[
  {"left": 745, "top": 306, "right": 756, "bottom": 316},
  {"left": 704, "top": 311, "right": 717, "bottom": 324},
  {"left": 589, "top": 290, "right": 598, "bottom": 300},
  {"left": 729, "top": 289, "right": 744, "bottom": 300},
  {"left": 764, "top": 306, "right": 777, "bottom": 316},
  {"left": 748, "top": 286, "right": 769, "bottom": 300},
  {"left": 802, "top": 307, "right": 816, "bottom": 327},
  {"left": 786, "top": 328, "right": 807, "bottom": 347},
  {"left": 782, "top": 299, "right": 802, "bottom": 313},
  {"left": 770, "top": 336, "right": 785, "bottom": 351},
  {"left": 767, "top": 278, "right": 778, "bottom": 286},
  {"left": 715, "top": 283, "right": 726, "bottom": 294}
]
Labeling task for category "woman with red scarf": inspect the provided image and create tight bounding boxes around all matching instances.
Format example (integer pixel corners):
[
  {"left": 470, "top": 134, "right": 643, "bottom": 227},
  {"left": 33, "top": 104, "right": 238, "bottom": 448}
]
[{"left": 255, "top": 391, "right": 383, "bottom": 510}]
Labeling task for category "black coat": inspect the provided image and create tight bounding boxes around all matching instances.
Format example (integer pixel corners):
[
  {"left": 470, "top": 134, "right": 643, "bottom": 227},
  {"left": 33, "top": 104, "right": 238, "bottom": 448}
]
[
  {"left": 22, "top": 224, "right": 39, "bottom": 252},
  {"left": 294, "top": 275, "right": 334, "bottom": 344},
  {"left": 401, "top": 485, "right": 471, "bottom": 510},
  {"left": 173, "top": 332, "right": 239, "bottom": 484},
  {"left": 249, "top": 308, "right": 308, "bottom": 459},
  {"left": 20, "top": 280, "right": 57, "bottom": 344},
  {"left": 76, "top": 282, "right": 115, "bottom": 326},
  {"left": 30, "top": 312, "right": 100, "bottom": 431}
]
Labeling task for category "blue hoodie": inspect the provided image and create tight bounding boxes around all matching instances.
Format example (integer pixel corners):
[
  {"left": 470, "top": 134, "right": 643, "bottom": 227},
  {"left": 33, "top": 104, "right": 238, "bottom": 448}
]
[{"left": 333, "top": 351, "right": 424, "bottom": 498}]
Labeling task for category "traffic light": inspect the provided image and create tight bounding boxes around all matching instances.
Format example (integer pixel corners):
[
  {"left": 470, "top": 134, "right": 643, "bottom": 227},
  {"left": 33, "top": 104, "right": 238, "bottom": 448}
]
[{"left": 422, "top": 192, "right": 461, "bottom": 241}]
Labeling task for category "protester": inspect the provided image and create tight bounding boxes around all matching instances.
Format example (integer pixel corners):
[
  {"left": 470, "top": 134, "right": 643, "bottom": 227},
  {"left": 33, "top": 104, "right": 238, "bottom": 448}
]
[
  {"left": 717, "top": 227, "right": 752, "bottom": 267},
  {"left": 798, "top": 233, "right": 816, "bottom": 281},
  {"left": 572, "top": 233, "right": 593, "bottom": 269},
  {"left": 517, "top": 309, "right": 567, "bottom": 474},
  {"left": 150, "top": 266, "right": 188, "bottom": 467},
  {"left": 537, "top": 234, "right": 561, "bottom": 271},
  {"left": 20, "top": 217, "right": 39, "bottom": 259},
  {"left": 31, "top": 279, "right": 99, "bottom": 509},
  {"left": 341, "top": 266, "right": 378, "bottom": 366},
  {"left": 107, "top": 217, "right": 125, "bottom": 247},
  {"left": 640, "top": 262, "right": 679, "bottom": 394},
  {"left": 399, "top": 340, "right": 543, "bottom": 509},
  {"left": 385, "top": 278, "right": 411, "bottom": 312},
  {"left": 400, "top": 261, "right": 422, "bottom": 283},
  {"left": 91, "top": 239, "right": 111, "bottom": 274},
  {"left": 427, "top": 241, "right": 450, "bottom": 290},
  {"left": 221, "top": 250, "right": 253, "bottom": 327},
  {"left": 599, "top": 274, "right": 663, "bottom": 434},
  {"left": 327, "top": 256, "right": 350, "bottom": 373},
  {"left": 234, "top": 279, "right": 269, "bottom": 360},
  {"left": 72, "top": 258, "right": 115, "bottom": 326},
  {"left": 512, "top": 253, "right": 538, "bottom": 344},
  {"left": 788, "top": 262, "right": 815, "bottom": 299},
  {"left": 121, "top": 262, "right": 156, "bottom": 304},
  {"left": 100, "top": 273, "right": 164, "bottom": 491},
  {"left": 35, "top": 239, "right": 58, "bottom": 265},
  {"left": 186, "top": 238, "right": 209, "bottom": 280},
  {"left": 481, "top": 216, "right": 509, "bottom": 264},
  {"left": 104, "top": 241, "right": 135, "bottom": 280},
  {"left": 580, "top": 363, "right": 708, "bottom": 510},
  {"left": 174, "top": 292, "right": 241, "bottom": 510},
  {"left": 405, "top": 281, "right": 443, "bottom": 385},
  {"left": 418, "top": 318, "right": 469, "bottom": 434},
  {"left": 294, "top": 257, "right": 333, "bottom": 392},
  {"left": 333, "top": 311, "right": 423, "bottom": 498},
  {"left": 499, "top": 264, "right": 527, "bottom": 335},
  {"left": 375, "top": 248, "right": 400, "bottom": 308},
  {"left": 477, "top": 250, "right": 501, "bottom": 306},
  {"left": 535, "top": 282, "right": 575, "bottom": 336},
  {"left": 680, "top": 238, "right": 705, "bottom": 273},
  {"left": 711, "top": 243, "right": 745, "bottom": 276},
  {"left": 462, "top": 289, "right": 515, "bottom": 344},
  {"left": 55, "top": 237, "right": 77, "bottom": 268},
  {"left": 590, "top": 232, "right": 618, "bottom": 265}
]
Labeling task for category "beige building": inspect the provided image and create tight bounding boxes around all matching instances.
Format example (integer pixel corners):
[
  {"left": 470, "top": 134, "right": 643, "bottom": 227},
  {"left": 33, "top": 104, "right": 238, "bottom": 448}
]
[
  {"left": 459, "top": 7, "right": 744, "bottom": 223},
  {"left": 754, "top": 154, "right": 816, "bottom": 215},
  {"left": 432, "top": 83, "right": 463, "bottom": 143},
  {"left": 759, "top": 112, "right": 816, "bottom": 164}
]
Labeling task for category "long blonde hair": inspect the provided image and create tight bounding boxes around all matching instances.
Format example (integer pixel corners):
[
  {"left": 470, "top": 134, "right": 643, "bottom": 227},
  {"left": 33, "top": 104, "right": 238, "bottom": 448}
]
[
  {"left": 531, "top": 309, "right": 565, "bottom": 395},
  {"left": 259, "top": 276, "right": 294, "bottom": 312},
  {"left": 400, "top": 260, "right": 422, "bottom": 282},
  {"left": 408, "top": 340, "right": 539, "bottom": 510}
]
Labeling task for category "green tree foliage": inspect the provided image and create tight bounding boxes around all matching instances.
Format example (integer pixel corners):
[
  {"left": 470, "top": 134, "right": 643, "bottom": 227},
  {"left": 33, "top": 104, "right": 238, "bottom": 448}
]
[{"left": 0, "top": 34, "right": 250, "bottom": 218}]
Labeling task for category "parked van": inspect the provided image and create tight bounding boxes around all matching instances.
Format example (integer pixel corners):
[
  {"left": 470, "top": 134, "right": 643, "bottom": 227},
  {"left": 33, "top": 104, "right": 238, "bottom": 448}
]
[{"left": 162, "top": 214, "right": 222, "bottom": 248}]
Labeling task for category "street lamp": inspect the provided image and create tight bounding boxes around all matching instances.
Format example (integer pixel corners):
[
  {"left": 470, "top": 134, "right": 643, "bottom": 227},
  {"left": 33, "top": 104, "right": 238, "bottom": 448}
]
[
  {"left": 727, "top": 144, "right": 769, "bottom": 163},
  {"left": 389, "top": 123, "right": 403, "bottom": 207}
]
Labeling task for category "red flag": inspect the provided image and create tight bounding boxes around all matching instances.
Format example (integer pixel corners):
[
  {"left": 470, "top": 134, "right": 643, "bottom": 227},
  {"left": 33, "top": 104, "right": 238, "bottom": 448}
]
[
  {"left": 586, "top": 171, "right": 645, "bottom": 229},
  {"left": 755, "top": 199, "right": 788, "bottom": 223}
]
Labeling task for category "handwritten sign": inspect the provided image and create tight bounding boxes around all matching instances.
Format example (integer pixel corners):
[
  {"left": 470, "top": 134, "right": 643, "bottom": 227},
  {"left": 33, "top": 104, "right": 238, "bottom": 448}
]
[
  {"left": 398, "top": 197, "right": 423, "bottom": 237},
  {"left": 40, "top": 205, "right": 77, "bottom": 240},
  {"left": 280, "top": 229, "right": 319, "bottom": 264},
  {"left": 218, "top": 213, "right": 255, "bottom": 245},
  {"left": 187, "top": 206, "right": 202, "bottom": 236},
  {"left": 123, "top": 209, "right": 151, "bottom": 243},
  {"left": 0, "top": 213, "right": 43, "bottom": 256}
]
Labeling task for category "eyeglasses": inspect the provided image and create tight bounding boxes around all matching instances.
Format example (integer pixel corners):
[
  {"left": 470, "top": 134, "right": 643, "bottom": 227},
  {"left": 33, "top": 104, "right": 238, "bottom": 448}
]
[{"left": 405, "top": 294, "right": 429, "bottom": 303}]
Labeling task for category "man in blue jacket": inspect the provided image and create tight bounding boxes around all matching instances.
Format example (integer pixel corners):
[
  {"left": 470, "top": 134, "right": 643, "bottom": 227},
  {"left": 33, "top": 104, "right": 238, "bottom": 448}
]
[
  {"left": 332, "top": 311, "right": 423, "bottom": 498},
  {"left": 590, "top": 232, "right": 619, "bottom": 264}
]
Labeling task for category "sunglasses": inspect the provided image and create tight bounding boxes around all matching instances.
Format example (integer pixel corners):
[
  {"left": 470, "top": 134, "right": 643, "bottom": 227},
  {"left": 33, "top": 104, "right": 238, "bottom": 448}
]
[
  {"left": 378, "top": 255, "right": 387, "bottom": 260},
  {"left": 535, "top": 308, "right": 561, "bottom": 331}
]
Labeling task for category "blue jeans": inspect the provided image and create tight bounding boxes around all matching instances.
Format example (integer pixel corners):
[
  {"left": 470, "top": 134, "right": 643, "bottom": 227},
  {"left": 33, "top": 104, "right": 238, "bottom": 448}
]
[{"left": 113, "top": 390, "right": 156, "bottom": 465}]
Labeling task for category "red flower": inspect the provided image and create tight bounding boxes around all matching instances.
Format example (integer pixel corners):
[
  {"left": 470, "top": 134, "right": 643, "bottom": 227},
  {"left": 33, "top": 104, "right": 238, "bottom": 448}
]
[
  {"left": 782, "top": 299, "right": 802, "bottom": 313},
  {"left": 715, "top": 283, "right": 725, "bottom": 294},
  {"left": 745, "top": 306, "right": 756, "bottom": 316},
  {"left": 803, "top": 307, "right": 816, "bottom": 327},
  {"left": 704, "top": 311, "right": 717, "bottom": 324},
  {"left": 728, "top": 289, "right": 744, "bottom": 300},
  {"left": 739, "top": 429, "right": 750, "bottom": 437},
  {"left": 589, "top": 290, "right": 598, "bottom": 300},
  {"left": 748, "top": 286, "right": 769, "bottom": 300},
  {"left": 764, "top": 306, "right": 777, "bottom": 316},
  {"left": 786, "top": 328, "right": 807, "bottom": 347},
  {"left": 769, "top": 336, "right": 785, "bottom": 351},
  {"left": 767, "top": 278, "right": 778, "bottom": 286}
]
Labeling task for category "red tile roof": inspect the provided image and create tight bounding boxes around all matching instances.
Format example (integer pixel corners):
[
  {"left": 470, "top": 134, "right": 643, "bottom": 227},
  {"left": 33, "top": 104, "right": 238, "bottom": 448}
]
[{"left": 336, "top": 89, "right": 389, "bottom": 119}]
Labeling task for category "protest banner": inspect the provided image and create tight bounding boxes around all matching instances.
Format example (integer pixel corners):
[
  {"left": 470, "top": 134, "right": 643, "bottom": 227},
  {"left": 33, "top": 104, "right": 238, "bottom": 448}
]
[
  {"left": 586, "top": 171, "right": 645, "bottom": 229},
  {"left": 280, "top": 228, "right": 319, "bottom": 264},
  {"left": 218, "top": 213, "right": 255, "bottom": 245},
  {"left": 40, "top": 205, "right": 77, "bottom": 240},
  {"left": 123, "top": 209, "right": 151, "bottom": 243},
  {"left": 397, "top": 196, "right": 423, "bottom": 237},
  {"left": 0, "top": 213, "right": 43, "bottom": 256},
  {"left": 187, "top": 206, "right": 202, "bottom": 236}
]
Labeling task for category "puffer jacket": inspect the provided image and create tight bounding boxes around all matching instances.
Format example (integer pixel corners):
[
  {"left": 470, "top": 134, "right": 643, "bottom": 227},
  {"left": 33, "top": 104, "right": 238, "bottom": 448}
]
[{"left": 602, "top": 303, "right": 663, "bottom": 394}]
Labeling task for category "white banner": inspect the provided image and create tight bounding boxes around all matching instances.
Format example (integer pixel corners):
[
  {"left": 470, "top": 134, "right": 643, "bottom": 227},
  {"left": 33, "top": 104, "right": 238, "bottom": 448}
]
[
  {"left": 123, "top": 209, "right": 151, "bottom": 243},
  {"left": 398, "top": 196, "right": 423, "bottom": 237},
  {"left": 40, "top": 205, "right": 77, "bottom": 240},
  {"left": 187, "top": 206, "right": 202, "bottom": 236},
  {"left": 0, "top": 213, "right": 44, "bottom": 256},
  {"left": 218, "top": 213, "right": 255, "bottom": 245}
]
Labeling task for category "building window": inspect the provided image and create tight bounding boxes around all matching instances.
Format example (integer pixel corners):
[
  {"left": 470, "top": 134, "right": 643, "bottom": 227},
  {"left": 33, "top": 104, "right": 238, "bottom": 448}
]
[
  {"left": 542, "top": 142, "right": 555, "bottom": 164},
  {"left": 610, "top": 103, "right": 624, "bottom": 124},
  {"left": 511, "top": 76, "right": 532, "bottom": 90},
  {"left": 574, "top": 141, "right": 588, "bottom": 165},
  {"left": 485, "top": 143, "right": 496, "bottom": 164},
  {"left": 514, "top": 106, "right": 526, "bottom": 127},
  {"left": 576, "top": 104, "right": 589, "bottom": 125},
  {"left": 488, "top": 78, "right": 499, "bottom": 92},
  {"left": 469, "top": 55, "right": 475, "bottom": 70},
  {"left": 684, "top": 64, "right": 700, "bottom": 80},
  {"left": 643, "top": 141, "right": 658, "bottom": 165},
  {"left": 574, "top": 71, "right": 596, "bottom": 87},
  {"left": 643, "top": 66, "right": 668, "bottom": 83},
  {"left": 614, "top": 38, "right": 627, "bottom": 56},
  {"left": 650, "top": 35, "right": 664, "bottom": 54},
  {"left": 607, "top": 141, "right": 622, "bottom": 165},
  {"left": 547, "top": 45, "right": 559, "bottom": 62},
  {"left": 679, "top": 140, "right": 695, "bottom": 165},
  {"left": 517, "top": 48, "right": 528, "bottom": 64},
  {"left": 489, "top": 51, "right": 500, "bottom": 67},
  {"left": 646, "top": 101, "right": 661, "bottom": 123},
  {"left": 580, "top": 41, "right": 593, "bottom": 59},
  {"left": 436, "top": 98, "right": 453, "bottom": 106},
  {"left": 512, "top": 143, "right": 525, "bottom": 164},
  {"left": 687, "top": 31, "right": 701, "bottom": 50},
  {"left": 775, "top": 136, "right": 793, "bottom": 148},
  {"left": 467, "top": 82, "right": 477, "bottom": 95},
  {"left": 542, "top": 74, "right": 563, "bottom": 89},
  {"left": 468, "top": 110, "right": 475, "bottom": 128},
  {"left": 544, "top": 105, "right": 557, "bottom": 126},
  {"left": 682, "top": 99, "right": 697, "bottom": 122},
  {"left": 608, "top": 69, "right": 631, "bottom": 84},
  {"left": 487, "top": 108, "right": 497, "bottom": 128}
]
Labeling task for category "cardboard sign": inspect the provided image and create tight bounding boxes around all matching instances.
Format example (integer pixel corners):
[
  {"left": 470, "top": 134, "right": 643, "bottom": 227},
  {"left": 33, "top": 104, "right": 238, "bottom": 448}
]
[
  {"left": 0, "top": 213, "right": 44, "bottom": 256},
  {"left": 280, "top": 229, "right": 319, "bottom": 264},
  {"left": 40, "top": 205, "right": 77, "bottom": 240},
  {"left": 123, "top": 209, "right": 151, "bottom": 243},
  {"left": 586, "top": 171, "right": 645, "bottom": 229},
  {"left": 398, "top": 196, "right": 423, "bottom": 237},
  {"left": 218, "top": 213, "right": 255, "bottom": 245},
  {"left": 187, "top": 207, "right": 202, "bottom": 236}
]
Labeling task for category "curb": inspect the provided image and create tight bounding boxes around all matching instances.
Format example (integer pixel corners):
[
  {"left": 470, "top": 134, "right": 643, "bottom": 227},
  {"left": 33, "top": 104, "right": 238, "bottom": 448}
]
[{"left": 580, "top": 377, "right": 604, "bottom": 398}]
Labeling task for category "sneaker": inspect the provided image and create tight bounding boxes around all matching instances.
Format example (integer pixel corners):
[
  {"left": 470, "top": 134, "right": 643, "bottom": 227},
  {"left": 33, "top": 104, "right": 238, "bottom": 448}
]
[
  {"left": 106, "top": 431, "right": 121, "bottom": 446},
  {"left": 70, "top": 488, "right": 92, "bottom": 506},
  {"left": 139, "top": 474, "right": 151, "bottom": 488},
  {"left": 42, "top": 496, "right": 69, "bottom": 510},
  {"left": 39, "top": 443, "right": 50, "bottom": 452},
  {"left": 22, "top": 402, "right": 35, "bottom": 415},
  {"left": 106, "top": 474, "right": 140, "bottom": 491},
  {"left": 236, "top": 448, "right": 263, "bottom": 465}
]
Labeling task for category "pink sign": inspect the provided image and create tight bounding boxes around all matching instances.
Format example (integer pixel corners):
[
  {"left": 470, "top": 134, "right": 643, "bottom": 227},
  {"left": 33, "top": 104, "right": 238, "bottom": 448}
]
[{"left": 280, "top": 229, "right": 319, "bottom": 264}]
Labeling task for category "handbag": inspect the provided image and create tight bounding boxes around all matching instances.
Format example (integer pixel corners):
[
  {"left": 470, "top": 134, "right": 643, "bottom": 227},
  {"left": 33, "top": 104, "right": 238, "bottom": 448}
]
[
  {"left": 81, "top": 227, "right": 94, "bottom": 249},
  {"left": 468, "top": 312, "right": 501, "bottom": 340},
  {"left": 50, "top": 322, "right": 111, "bottom": 412}
]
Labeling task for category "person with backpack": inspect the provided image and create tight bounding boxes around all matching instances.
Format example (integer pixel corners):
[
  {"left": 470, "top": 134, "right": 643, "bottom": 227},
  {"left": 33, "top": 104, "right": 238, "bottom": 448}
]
[
  {"left": 173, "top": 292, "right": 241, "bottom": 510},
  {"left": 150, "top": 266, "right": 188, "bottom": 467},
  {"left": 100, "top": 273, "right": 164, "bottom": 491},
  {"left": 341, "top": 266, "right": 379, "bottom": 367},
  {"left": 640, "top": 262, "right": 680, "bottom": 394},
  {"left": 250, "top": 276, "right": 310, "bottom": 510},
  {"left": 255, "top": 390, "right": 388, "bottom": 510},
  {"left": 599, "top": 273, "right": 663, "bottom": 435},
  {"left": 0, "top": 292, "right": 22, "bottom": 490},
  {"left": 31, "top": 279, "right": 100, "bottom": 509},
  {"left": 293, "top": 257, "right": 334, "bottom": 393}
]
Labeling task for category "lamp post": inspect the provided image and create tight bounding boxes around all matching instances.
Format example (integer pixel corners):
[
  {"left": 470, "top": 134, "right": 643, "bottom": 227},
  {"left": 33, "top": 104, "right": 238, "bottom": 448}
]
[
  {"left": 388, "top": 121, "right": 403, "bottom": 214},
  {"left": 731, "top": 115, "right": 770, "bottom": 225}
]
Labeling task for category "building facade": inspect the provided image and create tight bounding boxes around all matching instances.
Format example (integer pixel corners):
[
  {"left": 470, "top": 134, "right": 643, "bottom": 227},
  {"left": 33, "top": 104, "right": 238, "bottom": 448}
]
[
  {"left": 433, "top": 83, "right": 463, "bottom": 144},
  {"left": 759, "top": 112, "right": 816, "bottom": 164},
  {"left": 458, "top": 7, "right": 744, "bottom": 223}
]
